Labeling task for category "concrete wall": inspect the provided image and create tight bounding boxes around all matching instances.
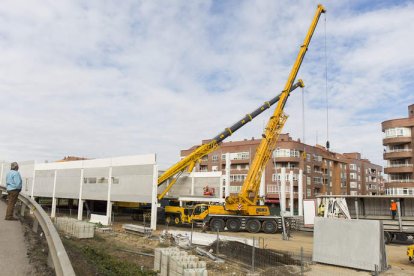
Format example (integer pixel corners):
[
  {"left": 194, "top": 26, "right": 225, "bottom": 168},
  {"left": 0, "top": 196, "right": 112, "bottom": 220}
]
[
  {"left": 159, "top": 171, "right": 222, "bottom": 198},
  {"left": 313, "top": 217, "right": 387, "bottom": 272}
]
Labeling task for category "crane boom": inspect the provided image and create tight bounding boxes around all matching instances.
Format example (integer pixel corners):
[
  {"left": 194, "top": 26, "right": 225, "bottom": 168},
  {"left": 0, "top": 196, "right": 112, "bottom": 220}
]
[
  {"left": 157, "top": 80, "right": 304, "bottom": 200},
  {"left": 225, "top": 4, "right": 326, "bottom": 211}
]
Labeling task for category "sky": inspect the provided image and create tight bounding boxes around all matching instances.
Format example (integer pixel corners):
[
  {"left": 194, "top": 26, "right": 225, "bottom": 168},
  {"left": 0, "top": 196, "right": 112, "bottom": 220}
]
[{"left": 0, "top": 0, "right": 413, "bottom": 170}]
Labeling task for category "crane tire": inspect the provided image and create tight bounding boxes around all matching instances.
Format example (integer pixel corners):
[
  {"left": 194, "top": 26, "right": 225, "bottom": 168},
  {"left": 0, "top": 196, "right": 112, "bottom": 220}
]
[
  {"left": 226, "top": 219, "right": 241, "bottom": 232},
  {"left": 210, "top": 218, "right": 225, "bottom": 232},
  {"left": 246, "top": 219, "right": 261, "bottom": 233},
  {"left": 262, "top": 220, "right": 278, "bottom": 234},
  {"left": 174, "top": 216, "right": 181, "bottom": 226}
]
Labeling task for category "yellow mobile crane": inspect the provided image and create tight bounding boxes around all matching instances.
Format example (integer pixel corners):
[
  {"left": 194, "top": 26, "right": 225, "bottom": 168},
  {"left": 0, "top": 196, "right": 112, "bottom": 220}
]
[{"left": 164, "top": 5, "right": 326, "bottom": 233}]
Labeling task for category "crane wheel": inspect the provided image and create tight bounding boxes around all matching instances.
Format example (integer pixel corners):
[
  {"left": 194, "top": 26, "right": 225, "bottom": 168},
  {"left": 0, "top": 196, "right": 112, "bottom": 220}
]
[
  {"left": 226, "top": 219, "right": 241, "bottom": 232},
  {"left": 210, "top": 218, "right": 225, "bottom": 232},
  {"left": 174, "top": 216, "right": 181, "bottom": 225},
  {"left": 262, "top": 220, "right": 277, "bottom": 234},
  {"left": 246, "top": 219, "right": 261, "bottom": 233}
]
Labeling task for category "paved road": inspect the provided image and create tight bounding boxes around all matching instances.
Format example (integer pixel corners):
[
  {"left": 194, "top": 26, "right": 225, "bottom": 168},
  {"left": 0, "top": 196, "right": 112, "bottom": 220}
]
[{"left": 0, "top": 200, "right": 34, "bottom": 275}]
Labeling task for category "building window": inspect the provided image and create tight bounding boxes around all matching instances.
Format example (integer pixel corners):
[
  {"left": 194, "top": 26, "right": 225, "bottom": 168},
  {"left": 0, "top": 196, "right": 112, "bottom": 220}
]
[
  {"left": 307, "top": 188, "right": 311, "bottom": 197},
  {"left": 307, "top": 176, "right": 311, "bottom": 185},
  {"left": 384, "top": 127, "right": 411, "bottom": 138},
  {"left": 350, "top": 164, "right": 357, "bottom": 171},
  {"left": 273, "top": 149, "right": 300, "bottom": 158},
  {"left": 199, "top": 165, "right": 208, "bottom": 172},
  {"left": 212, "top": 155, "right": 218, "bottom": 161},
  {"left": 267, "top": 185, "right": 279, "bottom": 193},
  {"left": 229, "top": 185, "right": 242, "bottom": 193},
  {"left": 230, "top": 174, "right": 247, "bottom": 182},
  {"left": 306, "top": 165, "right": 311, "bottom": 173},
  {"left": 350, "top": 173, "right": 357, "bottom": 180},
  {"left": 350, "top": 181, "right": 357, "bottom": 188}
]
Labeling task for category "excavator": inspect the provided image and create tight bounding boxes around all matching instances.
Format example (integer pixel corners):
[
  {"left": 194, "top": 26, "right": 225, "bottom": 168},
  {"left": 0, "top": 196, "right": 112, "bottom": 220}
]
[{"left": 162, "top": 5, "right": 326, "bottom": 233}]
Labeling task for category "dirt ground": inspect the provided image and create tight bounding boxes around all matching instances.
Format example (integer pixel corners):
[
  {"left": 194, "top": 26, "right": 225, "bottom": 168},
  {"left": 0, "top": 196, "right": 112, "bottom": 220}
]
[
  {"left": 31, "top": 215, "right": 410, "bottom": 276},
  {"left": 65, "top": 221, "right": 414, "bottom": 275}
]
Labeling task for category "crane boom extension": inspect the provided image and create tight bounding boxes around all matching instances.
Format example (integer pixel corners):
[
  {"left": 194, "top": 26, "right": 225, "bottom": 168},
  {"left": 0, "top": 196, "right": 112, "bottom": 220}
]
[
  {"left": 225, "top": 4, "right": 326, "bottom": 211},
  {"left": 157, "top": 80, "right": 304, "bottom": 200}
]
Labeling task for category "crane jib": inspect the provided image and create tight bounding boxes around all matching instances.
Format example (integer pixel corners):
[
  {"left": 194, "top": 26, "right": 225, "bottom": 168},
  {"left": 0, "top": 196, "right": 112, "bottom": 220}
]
[{"left": 213, "top": 80, "right": 303, "bottom": 144}]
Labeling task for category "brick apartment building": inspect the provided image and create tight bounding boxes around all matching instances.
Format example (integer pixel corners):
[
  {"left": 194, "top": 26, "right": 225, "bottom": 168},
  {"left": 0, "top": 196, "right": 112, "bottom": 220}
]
[
  {"left": 181, "top": 134, "right": 383, "bottom": 206},
  {"left": 382, "top": 104, "right": 414, "bottom": 195}
]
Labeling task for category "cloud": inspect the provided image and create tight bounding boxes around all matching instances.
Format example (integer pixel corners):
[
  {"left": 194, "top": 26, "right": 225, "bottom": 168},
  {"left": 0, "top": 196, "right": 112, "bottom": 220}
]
[{"left": 0, "top": 0, "right": 413, "bottom": 171}]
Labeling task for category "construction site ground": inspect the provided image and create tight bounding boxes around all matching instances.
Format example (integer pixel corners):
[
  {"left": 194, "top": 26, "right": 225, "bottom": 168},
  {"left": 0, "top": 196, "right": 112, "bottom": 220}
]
[{"left": 59, "top": 217, "right": 414, "bottom": 276}]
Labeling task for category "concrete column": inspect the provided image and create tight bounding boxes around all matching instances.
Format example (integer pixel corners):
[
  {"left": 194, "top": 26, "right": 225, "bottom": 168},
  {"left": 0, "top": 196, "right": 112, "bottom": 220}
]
[
  {"left": 289, "top": 170, "right": 294, "bottom": 216},
  {"left": 150, "top": 164, "right": 158, "bottom": 230},
  {"left": 0, "top": 163, "right": 3, "bottom": 186},
  {"left": 219, "top": 175, "right": 223, "bottom": 202},
  {"left": 280, "top": 168, "right": 286, "bottom": 215},
  {"left": 51, "top": 170, "right": 58, "bottom": 218},
  {"left": 259, "top": 169, "right": 266, "bottom": 205},
  {"left": 106, "top": 167, "right": 113, "bottom": 225},
  {"left": 31, "top": 167, "right": 36, "bottom": 200},
  {"left": 225, "top": 153, "right": 231, "bottom": 198},
  {"left": 298, "top": 169, "right": 303, "bottom": 216},
  {"left": 191, "top": 172, "right": 195, "bottom": 196},
  {"left": 78, "top": 168, "right": 84, "bottom": 220}
]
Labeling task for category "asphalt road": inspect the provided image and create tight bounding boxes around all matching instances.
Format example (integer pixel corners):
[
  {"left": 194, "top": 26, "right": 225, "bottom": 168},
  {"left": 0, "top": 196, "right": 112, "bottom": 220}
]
[{"left": 0, "top": 200, "right": 34, "bottom": 275}]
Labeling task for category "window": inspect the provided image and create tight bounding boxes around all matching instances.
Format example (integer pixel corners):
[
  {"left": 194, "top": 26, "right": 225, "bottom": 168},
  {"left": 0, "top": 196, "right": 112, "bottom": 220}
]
[
  {"left": 306, "top": 165, "right": 311, "bottom": 173},
  {"left": 313, "top": 177, "right": 323, "bottom": 185},
  {"left": 230, "top": 174, "right": 247, "bottom": 182},
  {"left": 350, "top": 191, "right": 357, "bottom": 195},
  {"left": 307, "top": 188, "right": 311, "bottom": 197},
  {"left": 229, "top": 185, "right": 242, "bottom": 193},
  {"left": 384, "top": 127, "right": 411, "bottom": 138},
  {"left": 350, "top": 181, "right": 357, "bottom": 188},
  {"left": 350, "top": 173, "right": 357, "bottom": 180},
  {"left": 267, "top": 185, "right": 279, "bottom": 193},
  {"left": 350, "top": 164, "right": 357, "bottom": 171},
  {"left": 221, "top": 154, "right": 226, "bottom": 160},
  {"left": 230, "top": 152, "right": 250, "bottom": 160},
  {"left": 212, "top": 155, "right": 218, "bottom": 161},
  {"left": 199, "top": 165, "right": 208, "bottom": 172},
  {"left": 307, "top": 176, "right": 311, "bottom": 185},
  {"left": 273, "top": 149, "right": 300, "bottom": 158}
]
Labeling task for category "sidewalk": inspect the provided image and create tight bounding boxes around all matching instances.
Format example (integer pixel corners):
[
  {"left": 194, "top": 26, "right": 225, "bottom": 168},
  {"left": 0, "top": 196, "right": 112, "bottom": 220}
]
[{"left": 0, "top": 200, "right": 34, "bottom": 275}]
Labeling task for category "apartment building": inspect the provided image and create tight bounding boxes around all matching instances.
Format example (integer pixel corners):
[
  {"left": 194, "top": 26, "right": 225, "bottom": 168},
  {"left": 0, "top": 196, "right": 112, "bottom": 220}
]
[
  {"left": 382, "top": 104, "right": 414, "bottom": 195},
  {"left": 180, "top": 134, "right": 383, "bottom": 207}
]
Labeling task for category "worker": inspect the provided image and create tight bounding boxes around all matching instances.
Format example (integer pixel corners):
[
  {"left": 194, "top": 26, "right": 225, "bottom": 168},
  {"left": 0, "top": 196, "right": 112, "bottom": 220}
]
[
  {"left": 390, "top": 200, "right": 397, "bottom": 220},
  {"left": 5, "top": 162, "right": 22, "bottom": 221}
]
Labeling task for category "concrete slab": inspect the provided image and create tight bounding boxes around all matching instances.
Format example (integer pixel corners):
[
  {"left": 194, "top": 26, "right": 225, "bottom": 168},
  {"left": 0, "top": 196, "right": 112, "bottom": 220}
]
[
  {"left": 167, "top": 229, "right": 255, "bottom": 246},
  {"left": 313, "top": 217, "right": 387, "bottom": 272},
  {"left": 0, "top": 200, "right": 34, "bottom": 275}
]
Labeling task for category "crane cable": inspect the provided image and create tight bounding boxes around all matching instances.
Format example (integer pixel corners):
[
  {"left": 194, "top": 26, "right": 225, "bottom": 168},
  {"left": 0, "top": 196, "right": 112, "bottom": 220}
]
[{"left": 324, "top": 12, "right": 330, "bottom": 151}]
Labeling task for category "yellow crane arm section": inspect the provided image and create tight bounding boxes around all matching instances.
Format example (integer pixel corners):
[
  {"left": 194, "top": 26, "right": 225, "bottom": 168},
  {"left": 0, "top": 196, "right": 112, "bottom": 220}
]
[
  {"left": 157, "top": 81, "right": 304, "bottom": 201},
  {"left": 226, "top": 4, "right": 326, "bottom": 209}
]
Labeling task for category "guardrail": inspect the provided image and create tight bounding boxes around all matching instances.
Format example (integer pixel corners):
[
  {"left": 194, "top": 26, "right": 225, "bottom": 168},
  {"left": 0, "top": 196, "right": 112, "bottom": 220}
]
[{"left": 0, "top": 186, "right": 75, "bottom": 276}]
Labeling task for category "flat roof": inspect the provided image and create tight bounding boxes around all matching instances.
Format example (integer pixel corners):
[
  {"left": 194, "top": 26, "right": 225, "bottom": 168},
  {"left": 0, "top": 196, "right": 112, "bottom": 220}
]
[{"left": 315, "top": 195, "right": 414, "bottom": 199}]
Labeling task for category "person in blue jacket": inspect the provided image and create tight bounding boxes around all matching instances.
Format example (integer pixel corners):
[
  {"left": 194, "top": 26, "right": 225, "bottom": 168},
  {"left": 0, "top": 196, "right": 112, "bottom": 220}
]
[{"left": 5, "top": 162, "right": 22, "bottom": 220}]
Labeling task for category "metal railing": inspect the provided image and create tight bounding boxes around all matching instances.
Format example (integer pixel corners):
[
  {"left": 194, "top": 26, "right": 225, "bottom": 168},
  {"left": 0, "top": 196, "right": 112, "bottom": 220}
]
[
  {"left": 388, "top": 179, "right": 413, "bottom": 183},
  {"left": 386, "top": 163, "right": 413, "bottom": 168},
  {"left": 385, "top": 148, "right": 412, "bottom": 153},
  {"left": 0, "top": 186, "right": 75, "bottom": 276},
  {"left": 385, "top": 187, "right": 414, "bottom": 195}
]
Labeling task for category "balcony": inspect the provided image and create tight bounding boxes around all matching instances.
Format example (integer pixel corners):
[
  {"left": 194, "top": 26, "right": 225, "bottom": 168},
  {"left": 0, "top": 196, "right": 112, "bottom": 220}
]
[
  {"left": 384, "top": 163, "right": 414, "bottom": 174},
  {"left": 383, "top": 136, "right": 411, "bottom": 145},
  {"left": 385, "top": 181, "right": 414, "bottom": 189},
  {"left": 384, "top": 148, "right": 412, "bottom": 160},
  {"left": 386, "top": 187, "right": 414, "bottom": 196}
]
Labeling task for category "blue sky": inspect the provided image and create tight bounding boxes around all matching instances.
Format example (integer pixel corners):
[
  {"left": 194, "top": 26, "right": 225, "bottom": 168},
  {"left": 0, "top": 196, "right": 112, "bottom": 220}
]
[{"left": 0, "top": 0, "right": 413, "bottom": 170}]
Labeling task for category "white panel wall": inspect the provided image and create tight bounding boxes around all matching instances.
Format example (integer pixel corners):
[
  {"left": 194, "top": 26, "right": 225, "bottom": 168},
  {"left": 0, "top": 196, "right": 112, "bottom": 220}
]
[{"left": 162, "top": 172, "right": 222, "bottom": 198}]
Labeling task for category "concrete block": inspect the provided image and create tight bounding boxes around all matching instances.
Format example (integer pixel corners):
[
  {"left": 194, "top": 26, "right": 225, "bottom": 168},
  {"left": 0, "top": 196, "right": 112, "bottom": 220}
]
[{"left": 313, "top": 217, "right": 387, "bottom": 272}]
